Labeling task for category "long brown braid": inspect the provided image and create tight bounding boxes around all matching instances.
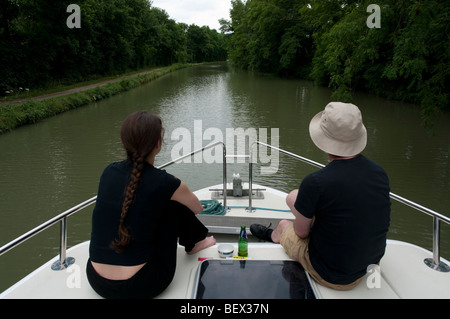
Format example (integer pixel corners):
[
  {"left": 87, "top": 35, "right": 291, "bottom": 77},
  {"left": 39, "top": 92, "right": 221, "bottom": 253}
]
[{"left": 110, "top": 111, "right": 163, "bottom": 252}]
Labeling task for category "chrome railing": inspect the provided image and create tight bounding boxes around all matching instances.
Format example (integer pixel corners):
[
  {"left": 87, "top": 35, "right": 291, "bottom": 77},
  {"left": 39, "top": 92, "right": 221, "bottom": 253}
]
[
  {"left": 0, "top": 196, "right": 97, "bottom": 270},
  {"left": 0, "top": 141, "right": 227, "bottom": 271},
  {"left": 249, "top": 141, "right": 450, "bottom": 272},
  {"left": 1, "top": 140, "right": 448, "bottom": 273}
]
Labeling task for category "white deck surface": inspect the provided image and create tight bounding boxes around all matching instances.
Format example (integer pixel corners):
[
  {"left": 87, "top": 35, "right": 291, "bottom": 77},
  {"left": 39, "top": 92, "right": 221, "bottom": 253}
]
[
  {"left": 1, "top": 184, "right": 449, "bottom": 299},
  {"left": 2, "top": 239, "right": 450, "bottom": 299}
]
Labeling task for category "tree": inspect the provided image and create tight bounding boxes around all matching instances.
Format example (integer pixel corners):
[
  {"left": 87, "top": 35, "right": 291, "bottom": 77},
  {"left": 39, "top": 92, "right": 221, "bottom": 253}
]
[
  {"left": 382, "top": 0, "right": 450, "bottom": 127},
  {"left": 228, "top": 0, "right": 313, "bottom": 76},
  {"left": 186, "top": 25, "right": 227, "bottom": 63},
  {"left": 226, "top": 0, "right": 450, "bottom": 126},
  {"left": 0, "top": 0, "right": 227, "bottom": 95}
]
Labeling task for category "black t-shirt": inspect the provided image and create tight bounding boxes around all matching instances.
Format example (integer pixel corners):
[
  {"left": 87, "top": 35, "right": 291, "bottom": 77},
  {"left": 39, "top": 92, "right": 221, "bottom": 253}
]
[
  {"left": 294, "top": 155, "right": 391, "bottom": 284},
  {"left": 89, "top": 161, "right": 181, "bottom": 266}
]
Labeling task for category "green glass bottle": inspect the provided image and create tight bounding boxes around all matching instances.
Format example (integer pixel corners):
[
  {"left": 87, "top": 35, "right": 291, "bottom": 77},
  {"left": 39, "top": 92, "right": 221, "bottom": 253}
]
[{"left": 238, "top": 225, "right": 248, "bottom": 257}]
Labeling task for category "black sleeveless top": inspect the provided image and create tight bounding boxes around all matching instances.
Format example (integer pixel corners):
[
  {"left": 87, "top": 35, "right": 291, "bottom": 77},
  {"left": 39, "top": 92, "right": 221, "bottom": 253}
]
[{"left": 89, "top": 161, "right": 181, "bottom": 266}]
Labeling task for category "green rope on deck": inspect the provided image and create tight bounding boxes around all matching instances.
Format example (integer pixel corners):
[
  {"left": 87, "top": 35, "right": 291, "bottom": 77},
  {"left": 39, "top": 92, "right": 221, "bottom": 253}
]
[
  {"left": 199, "top": 200, "right": 292, "bottom": 215},
  {"left": 200, "top": 200, "right": 227, "bottom": 215},
  {"left": 228, "top": 206, "right": 291, "bottom": 212}
]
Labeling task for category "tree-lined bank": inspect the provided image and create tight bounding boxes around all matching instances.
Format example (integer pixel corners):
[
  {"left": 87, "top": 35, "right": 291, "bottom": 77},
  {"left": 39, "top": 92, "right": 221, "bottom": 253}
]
[
  {"left": 1, "top": 0, "right": 448, "bottom": 132},
  {"left": 223, "top": 0, "right": 449, "bottom": 127},
  {"left": 0, "top": 64, "right": 189, "bottom": 134},
  {"left": 0, "top": 0, "right": 227, "bottom": 96}
]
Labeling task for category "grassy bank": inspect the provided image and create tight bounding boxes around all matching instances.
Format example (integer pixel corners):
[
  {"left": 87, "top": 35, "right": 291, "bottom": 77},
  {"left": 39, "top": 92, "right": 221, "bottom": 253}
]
[{"left": 0, "top": 63, "right": 190, "bottom": 134}]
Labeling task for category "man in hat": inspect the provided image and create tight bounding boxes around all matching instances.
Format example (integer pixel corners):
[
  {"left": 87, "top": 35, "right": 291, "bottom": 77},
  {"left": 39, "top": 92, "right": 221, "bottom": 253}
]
[{"left": 251, "top": 102, "right": 391, "bottom": 290}]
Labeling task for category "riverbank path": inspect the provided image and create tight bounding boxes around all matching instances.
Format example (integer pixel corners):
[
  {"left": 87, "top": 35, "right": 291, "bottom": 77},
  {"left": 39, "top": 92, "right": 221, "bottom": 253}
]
[{"left": 1, "top": 67, "right": 162, "bottom": 105}]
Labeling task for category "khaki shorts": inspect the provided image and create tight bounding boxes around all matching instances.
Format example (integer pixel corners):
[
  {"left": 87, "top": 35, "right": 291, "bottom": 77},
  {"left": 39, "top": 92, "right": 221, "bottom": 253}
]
[{"left": 280, "top": 224, "right": 363, "bottom": 291}]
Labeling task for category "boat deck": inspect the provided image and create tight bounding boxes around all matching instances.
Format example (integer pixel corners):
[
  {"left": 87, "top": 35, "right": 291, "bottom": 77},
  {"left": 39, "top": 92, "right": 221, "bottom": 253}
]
[
  {"left": 1, "top": 183, "right": 449, "bottom": 299},
  {"left": 2, "top": 239, "right": 449, "bottom": 299}
]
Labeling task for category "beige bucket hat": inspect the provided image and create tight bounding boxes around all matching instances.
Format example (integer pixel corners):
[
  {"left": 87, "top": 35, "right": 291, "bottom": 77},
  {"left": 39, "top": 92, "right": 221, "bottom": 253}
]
[{"left": 309, "top": 102, "right": 367, "bottom": 157}]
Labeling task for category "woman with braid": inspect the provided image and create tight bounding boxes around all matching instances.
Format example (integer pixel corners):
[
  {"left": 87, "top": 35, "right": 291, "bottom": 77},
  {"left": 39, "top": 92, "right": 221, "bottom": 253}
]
[{"left": 86, "top": 110, "right": 215, "bottom": 299}]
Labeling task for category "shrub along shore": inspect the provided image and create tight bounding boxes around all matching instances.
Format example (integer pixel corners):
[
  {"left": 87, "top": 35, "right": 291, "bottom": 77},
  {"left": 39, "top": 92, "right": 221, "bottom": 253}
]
[{"left": 0, "top": 64, "right": 189, "bottom": 134}]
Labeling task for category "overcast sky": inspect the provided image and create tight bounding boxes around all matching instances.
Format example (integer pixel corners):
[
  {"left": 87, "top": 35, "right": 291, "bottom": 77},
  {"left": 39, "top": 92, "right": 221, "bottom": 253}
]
[{"left": 151, "top": 0, "right": 231, "bottom": 30}]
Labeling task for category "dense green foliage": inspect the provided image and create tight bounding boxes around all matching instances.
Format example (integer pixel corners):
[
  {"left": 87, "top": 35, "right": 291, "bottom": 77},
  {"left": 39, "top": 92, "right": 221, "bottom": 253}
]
[
  {"left": 0, "top": 0, "right": 227, "bottom": 94},
  {"left": 225, "top": 0, "right": 450, "bottom": 125}
]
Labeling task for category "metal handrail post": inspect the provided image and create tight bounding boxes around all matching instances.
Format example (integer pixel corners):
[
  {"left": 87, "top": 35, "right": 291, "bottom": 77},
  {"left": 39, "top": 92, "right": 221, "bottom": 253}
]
[
  {"left": 60, "top": 217, "right": 67, "bottom": 264},
  {"left": 433, "top": 217, "right": 440, "bottom": 264},
  {"left": 424, "top": 217, "right": 450, "bottom": 272},
  {"left": 389, "top": 193, "right": 449, "bottom": 272},
  {"left": 248, "top": 143, "right": 255, "bottom": 212},
  {"left": 51, "top": 217, "right": 75, "bottom": 270},
  {"left": 222, "top": 143, "right": 227, "bottom": 210}
]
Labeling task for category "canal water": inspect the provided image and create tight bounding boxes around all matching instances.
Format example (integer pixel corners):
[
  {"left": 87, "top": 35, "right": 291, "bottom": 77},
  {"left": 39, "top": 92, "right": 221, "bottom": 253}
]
[{"left": 0, "top": 63, "right": 449, "bottom": 292}]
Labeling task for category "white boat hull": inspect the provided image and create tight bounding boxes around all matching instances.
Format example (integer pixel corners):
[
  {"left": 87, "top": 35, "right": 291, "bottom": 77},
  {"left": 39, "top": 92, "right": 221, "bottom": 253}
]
[{"left": 1, "top": 184, "right": 449, "bottom": 299}]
